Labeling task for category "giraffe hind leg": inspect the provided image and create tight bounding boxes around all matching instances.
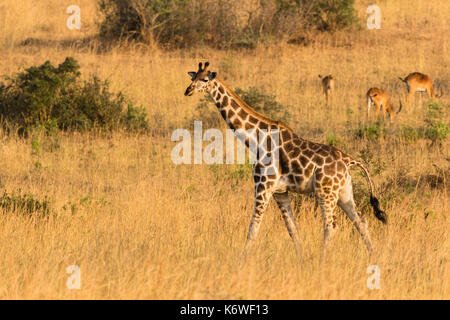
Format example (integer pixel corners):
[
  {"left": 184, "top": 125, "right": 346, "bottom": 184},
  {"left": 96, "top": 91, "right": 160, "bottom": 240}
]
[
  {"left": 337, "top": 177, "right": 373, "bottom": 253},
  {"left": 273, "top": 192, "right": 302, "bottom": 261}
]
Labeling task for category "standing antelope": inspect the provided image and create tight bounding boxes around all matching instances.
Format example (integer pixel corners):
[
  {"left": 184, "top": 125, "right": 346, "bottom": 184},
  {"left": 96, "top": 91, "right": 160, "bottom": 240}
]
[
  {"left": 318, "top": 74, "right": 334, "bottom": 105},
  {"left": 184, "top": 62, "right": 386, "bottom": 263},
  {"left": 366, "top": 88, "right": 396, "bottom": 122},
  {"left": 399, "top": 72, "right": 435, "bottom": 107}
]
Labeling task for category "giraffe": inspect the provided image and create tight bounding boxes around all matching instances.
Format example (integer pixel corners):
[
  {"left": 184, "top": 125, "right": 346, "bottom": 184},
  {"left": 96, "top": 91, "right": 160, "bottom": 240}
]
[
  {"left": 366, "top": 87, "right": 397, "bottom": 122},
  {"left": 184, "top": 62, "right": 387, "bottom": 262},
  {"left": 318, "top": 74, "right": 334, "bottom": 106}
]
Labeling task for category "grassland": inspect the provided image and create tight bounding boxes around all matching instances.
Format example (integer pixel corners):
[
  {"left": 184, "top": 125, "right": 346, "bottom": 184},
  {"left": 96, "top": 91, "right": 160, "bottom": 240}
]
[{"left": 0, "top": 0, "right": 448, "bottom": 299}]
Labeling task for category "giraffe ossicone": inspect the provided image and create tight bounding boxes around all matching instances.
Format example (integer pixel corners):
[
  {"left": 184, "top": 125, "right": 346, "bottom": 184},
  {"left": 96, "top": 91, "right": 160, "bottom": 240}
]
[{"left": 184, "top": 61, "right": 387, "bottom": 263}]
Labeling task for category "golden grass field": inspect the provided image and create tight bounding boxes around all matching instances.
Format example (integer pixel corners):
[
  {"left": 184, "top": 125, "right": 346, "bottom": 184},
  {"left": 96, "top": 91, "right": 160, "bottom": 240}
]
[{"left": 0, "top": 0, "right": 448, "bottom": 299}]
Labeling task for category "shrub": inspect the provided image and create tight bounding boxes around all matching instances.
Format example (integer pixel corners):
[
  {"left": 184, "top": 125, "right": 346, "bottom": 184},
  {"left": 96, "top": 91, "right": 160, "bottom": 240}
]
[
  {"left": 0, "top": 57, "right": 148, "bottom": 134},
  {"left": 97, "top": 0, "right": 358, "bottom": 49},
  {"left": 352, "top": 122, "right": 387, "bottom": 141},
  {"left": 0, "top": 189, "right": 51, "bottom": 217},
  {"left": 423, "top": 102, "right": 449, "bottom": 146}
]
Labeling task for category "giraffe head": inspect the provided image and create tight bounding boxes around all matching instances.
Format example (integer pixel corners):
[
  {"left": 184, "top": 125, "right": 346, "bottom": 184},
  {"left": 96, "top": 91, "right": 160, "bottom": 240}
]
[{"left": 184, "top": 62, "right": 217, "bottom": 96}]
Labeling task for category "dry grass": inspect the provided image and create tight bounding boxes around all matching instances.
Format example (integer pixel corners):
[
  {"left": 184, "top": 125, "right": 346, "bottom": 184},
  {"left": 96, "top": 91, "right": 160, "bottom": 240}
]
[{"left": 0, "top": 0, "right": 448, "bottom": 299}]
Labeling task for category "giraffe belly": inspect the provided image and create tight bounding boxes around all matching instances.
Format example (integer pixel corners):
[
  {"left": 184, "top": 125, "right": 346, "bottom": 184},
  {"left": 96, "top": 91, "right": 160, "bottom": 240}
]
[{"left": 280, "top": 174, "right": 315, "bottom": 194}]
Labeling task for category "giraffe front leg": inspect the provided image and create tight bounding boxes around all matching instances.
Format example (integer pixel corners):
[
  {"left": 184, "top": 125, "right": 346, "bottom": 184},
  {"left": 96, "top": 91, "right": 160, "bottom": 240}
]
[
  {"left": 273, "top": 192, "right": 302, "bottom": 262},
  {"left": 240, "top": 182, "right": 273, "bottom": 265}
]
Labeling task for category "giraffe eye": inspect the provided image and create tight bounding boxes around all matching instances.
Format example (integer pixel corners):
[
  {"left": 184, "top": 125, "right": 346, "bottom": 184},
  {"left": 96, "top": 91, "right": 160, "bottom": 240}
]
[{"left": 200, "top": 79, "right": 208, "bottom": 82}]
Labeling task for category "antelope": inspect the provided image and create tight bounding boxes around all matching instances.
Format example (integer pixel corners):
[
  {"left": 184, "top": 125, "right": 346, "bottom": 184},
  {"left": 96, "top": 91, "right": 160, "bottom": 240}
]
[
  {"left": 318, "top": 74, "right": 334, "bottom": 105},
  {"left": 399, "top": 72, "right": 435, "bottom": 107},
  {"left": 366, "top": 88, "right": 397, "bottom": 122}
]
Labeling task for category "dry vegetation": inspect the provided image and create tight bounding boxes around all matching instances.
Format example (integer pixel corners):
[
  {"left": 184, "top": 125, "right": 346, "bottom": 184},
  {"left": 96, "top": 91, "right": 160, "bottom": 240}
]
[{"left": 0, "top": 0, "right": 448, "bottom": 299}]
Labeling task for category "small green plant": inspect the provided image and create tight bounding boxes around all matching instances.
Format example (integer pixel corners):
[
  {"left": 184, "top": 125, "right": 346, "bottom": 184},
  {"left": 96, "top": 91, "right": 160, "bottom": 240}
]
[
  {"left": 325, "top": 132, "right": 343, "bottom": 147},
  {"left": 353, "top": 122, "right": 387, "bottom": 141},
  {"left": 0, "top": 57, "right": 148, "bottom": 134},
  {"left": 0, "top": 189, "right": 51, "bottom": 217},
  {"left": 235, "top": 87, "right": 291, "bottom": 122},
  {"left": 399, "top": 125, "right": 422, "bottom": 143},
  {"left": 423, "top": 102, "right": 449, "bottom": 146}
]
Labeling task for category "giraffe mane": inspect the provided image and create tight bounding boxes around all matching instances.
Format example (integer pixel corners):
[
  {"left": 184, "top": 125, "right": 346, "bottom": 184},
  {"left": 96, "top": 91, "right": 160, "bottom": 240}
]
[{"left": 216, "top": 79, "right": 295, "bottom": 134}]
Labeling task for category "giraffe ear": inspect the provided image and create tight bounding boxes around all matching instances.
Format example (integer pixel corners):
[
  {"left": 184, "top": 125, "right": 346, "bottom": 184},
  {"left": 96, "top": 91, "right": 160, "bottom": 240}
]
[
  {"left": 208, "top": 72, "right": 217, "bottom": 80},
  {"left": 188, "top": 72, "right": 196, "bottom": 79}
]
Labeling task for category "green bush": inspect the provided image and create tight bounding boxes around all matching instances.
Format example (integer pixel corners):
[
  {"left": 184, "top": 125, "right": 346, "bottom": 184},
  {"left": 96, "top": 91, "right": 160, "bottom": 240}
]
[
  {"left": 97, "top": 0, "right": 358, "bottom": 49},
  {"left": 0, "top": 189, "right": 51, "bottom": 217},
  {"left": 353, "top": 122, "right": 387, "bottom": 141},
  {"left": 423, "top": 102, "right": 449, "bottom": 146},
  {"left": 0, "top": 57, "right": 148, "bottom": 134}
]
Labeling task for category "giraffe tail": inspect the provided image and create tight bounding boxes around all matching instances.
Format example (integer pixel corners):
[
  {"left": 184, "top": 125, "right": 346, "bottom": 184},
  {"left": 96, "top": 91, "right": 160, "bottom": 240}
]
[{"left": 349, "top": 160, "right": 387, "bottom": 224}]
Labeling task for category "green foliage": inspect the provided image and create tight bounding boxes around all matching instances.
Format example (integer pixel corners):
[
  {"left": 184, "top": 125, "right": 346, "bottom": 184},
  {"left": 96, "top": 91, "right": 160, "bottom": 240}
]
[
  {"left": 325, "top": 132, "right": 342, "bottom": 147},
  {"left": 353, "top": 122, "right": 387, "bottom": 141},
  {"left": 399, "top": 125, "right": 421, "bottom": 143},
  {"left": 0, "top": 189, "right": 51, "bottom": 217},
  {"left": 423, "top": 102, "right": 449, "bottom": 146},
  {"left": 0, "top": 57, "right": 148, "bottom": 134},
  {"left": 234, "top": 87, "right": 291, "bottom": 122},
  {"left": 97, "top": 0, "right": 358, "bottom": 49}
]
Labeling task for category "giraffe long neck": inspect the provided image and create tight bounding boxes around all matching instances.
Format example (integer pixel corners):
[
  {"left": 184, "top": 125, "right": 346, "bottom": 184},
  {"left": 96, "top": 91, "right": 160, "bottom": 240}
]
[{"left": 207, "top": 79, "right": 275, "bottom": 135}]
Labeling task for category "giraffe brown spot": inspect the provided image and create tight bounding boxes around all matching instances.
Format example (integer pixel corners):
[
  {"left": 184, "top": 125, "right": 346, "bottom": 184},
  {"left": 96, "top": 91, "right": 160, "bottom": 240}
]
[
  {"left": 293, "top": 137, "right": 303, "bottom": 146},
  {"left": 315, "top": 170, "right": 323, "bottom": 180},
  {"left": 215, "top": 102, "right": 221, "bottom": 108},
  {"left": 332, "top": 184, "right": 339, "bottom": 190},
  {"left": 291, "top": 160, "right": 302, "bottom": 173},
  {"left": 249, "top": 116, "right": 259, "bottom": 124},
  {"left": 231, "top": 99, "right": 240, "bottom": 109},
  {"left": 280, "top": 151, "right": 290, "bottom": 174},
  {"left": 257, "top": 184, "right": 265, "bottom": 193},
  {"left": 232, "top": 118, "right": 242, "bottom": 128},
  {"left": 322, "top": 177, "right": 332, "bottom": 186},
  {"left": 312, "top": 155, "right": 324, "bottom": 166},
  {"left": 267, "top": 174, "right": 277, "bottom": 180},
  {"left": 281, "top": 130, "right": 292, "bottom": 141},
  {"left": 245, "top": 122, "right": 253, "bottom": 130},
  {"left": 216, "top": 93, "right": 222, "bottom": 100},
  {"left": 212, "top": 90, "right": 217, "bottom": 97},
  {"left": 318, "top": 147, "right": 329, "bottom": 157},
  {"left": 337, "top": 173, "right": 344, "bottom": 180},
  {"left": 253, "top": 175, "right": 261, "bottom": 183},
  {"left": 237, "top": 108, "right": 248, "bottom": 119},
  {"left": 303, "top": 149, "right": 314, "bottom": 158},
  {"left": 228, "top": 109, "right": 235, "bottom": 118},
  {"left": 333, "top": 177, "right": 339, "bottom": 184},
  {"left": 261, "top": 176, "right": 267, "bottom": 182},
  {"left": 325, "top": 156, "right": 333, "bottom": 164},
  {"left": 336, "top": 160, "right": 346, "bottom": 172},
  {"left": 259, "top": 122, "right": 268, "bottom": 130},
  {"left": 289, "top": 148, "right": 300, "bottom": 158},
  {"left": 218, "top": 86, "right": 225, "bottom": 94},
  {"left": 309, "top": 143, "right": 321, "bottom": 151},
  {"left": 285, "top": 142, "right": 294, "bottom": 152},
  {"left": 299, "top": 155, "right": 309, "bottom": 167},
  {"left": 304, "top": 163, "right": 314, "bottom": 177},
  {"left": 295, "top": 176, "right": 304, "bottom": 185},
  {"left": 222, "top": 95, "right": 228, "bottom": 106},
  {"left": 324, "top": 163, "right": 336, "bottom": 176},
  {"left": 220, "top": 110, "right": 227, "bottom": 120}
]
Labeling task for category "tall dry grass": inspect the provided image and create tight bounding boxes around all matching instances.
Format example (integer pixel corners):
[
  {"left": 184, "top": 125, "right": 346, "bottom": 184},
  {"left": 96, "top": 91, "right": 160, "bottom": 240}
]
[{"left": 0, "top": 0, "right": 448, "bottom": 299}]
